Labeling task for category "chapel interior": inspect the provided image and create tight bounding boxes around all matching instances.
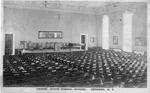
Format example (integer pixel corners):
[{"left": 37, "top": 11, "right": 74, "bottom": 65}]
[{"left": 2, "top": 0, "right": 147, "bottom": 88}]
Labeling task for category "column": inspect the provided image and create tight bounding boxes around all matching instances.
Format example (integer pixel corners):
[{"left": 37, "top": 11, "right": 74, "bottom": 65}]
[
  {"left": 123, "top": 10, "right": 134, "bottom": 52},
  {"left": 102, "top": 15, "right": 109, "bottom": 49}
]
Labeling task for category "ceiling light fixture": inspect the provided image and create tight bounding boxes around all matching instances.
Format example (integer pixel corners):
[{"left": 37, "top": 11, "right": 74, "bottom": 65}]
[{"left": 44, "top": 1, "right": 47, "bottom": 8}]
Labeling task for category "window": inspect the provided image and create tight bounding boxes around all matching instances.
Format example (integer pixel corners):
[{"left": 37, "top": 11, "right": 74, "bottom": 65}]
[{"left": 102, "top": 15, "right": 109, "bottom": 49}]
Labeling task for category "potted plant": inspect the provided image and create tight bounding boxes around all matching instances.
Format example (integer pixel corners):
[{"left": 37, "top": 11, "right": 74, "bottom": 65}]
[{"left": 20, "top": 41, "right": 27, "bottom": 50}]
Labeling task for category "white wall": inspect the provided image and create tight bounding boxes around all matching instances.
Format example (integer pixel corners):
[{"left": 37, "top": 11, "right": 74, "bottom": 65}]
[
  {"left": 97, "top": 3, "right": 147, "bottom": 52},
  {"left": 3, "top": 7, "right": 97, "bottom": 50}
]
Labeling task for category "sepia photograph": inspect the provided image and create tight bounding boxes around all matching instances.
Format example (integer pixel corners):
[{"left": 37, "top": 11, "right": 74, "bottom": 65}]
[{"left": 0, "top": 0, "right": 150, "bottom": 93}]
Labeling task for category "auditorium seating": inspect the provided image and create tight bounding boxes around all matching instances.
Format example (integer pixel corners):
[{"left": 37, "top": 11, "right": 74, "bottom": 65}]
[{"left": 3, "top": 48, "right": 147, "bottom": 87}]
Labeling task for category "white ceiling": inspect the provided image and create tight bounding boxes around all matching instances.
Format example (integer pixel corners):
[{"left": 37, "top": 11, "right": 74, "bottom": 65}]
[
  {"left": 4, "top": 0, "right": 115, "bottom": 8},
  {"left": 4, "top": 0, "right": 147, "bottom": 14},
  {"left": 54, "top": 1, "right": 113, "bottom": 8},
  {"left": 4, "top": 0, "right": 147, "bottom": 8}
]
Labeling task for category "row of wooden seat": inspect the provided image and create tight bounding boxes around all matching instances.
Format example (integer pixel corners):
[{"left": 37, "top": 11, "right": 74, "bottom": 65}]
[
  {"left": 45, "top": 49, "right": 147, "bottom": 87},
  {"left": 3, "top": 48, "right": 147, "bottom": 87}
]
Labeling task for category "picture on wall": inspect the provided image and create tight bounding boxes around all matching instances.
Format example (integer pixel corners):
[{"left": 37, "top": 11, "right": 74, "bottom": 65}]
[
  {"left": 135, "top": 37, "right": 147, "bottom": 46},
  {"left": 113, "top": 36, "right": 118, "bottom": 45},
  {"left": 39, "top": 31, "right": 62, "bottom": 39}
]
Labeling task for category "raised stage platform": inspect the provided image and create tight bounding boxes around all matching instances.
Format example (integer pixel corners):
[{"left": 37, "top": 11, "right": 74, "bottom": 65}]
[{"left": 15, "top": 49, "right": 84, "bottom": 55}]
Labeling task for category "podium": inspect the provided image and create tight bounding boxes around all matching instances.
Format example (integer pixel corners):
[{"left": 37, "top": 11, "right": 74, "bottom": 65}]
[
  {"left": 15, "top": 49, "right": 22, "bottom": 55},
  {"left": 54, "top": 43, "right": 61, "bottom": 51}
]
